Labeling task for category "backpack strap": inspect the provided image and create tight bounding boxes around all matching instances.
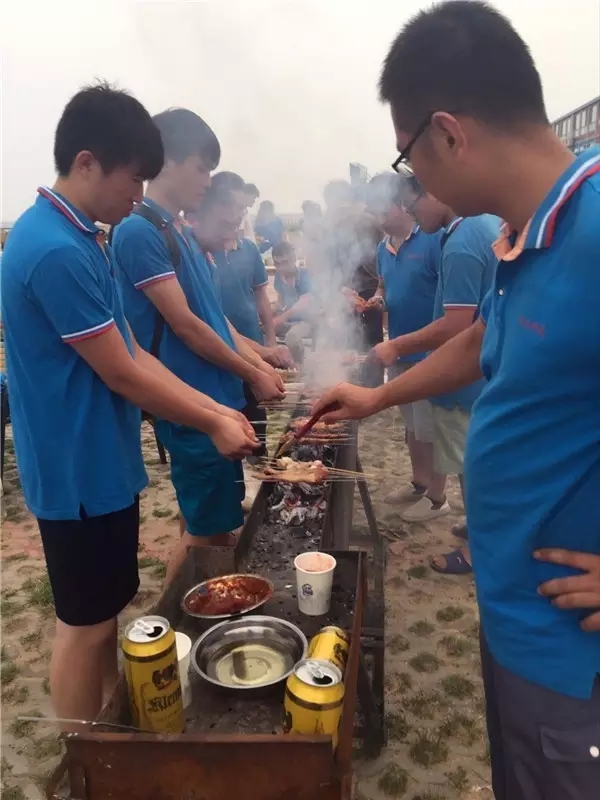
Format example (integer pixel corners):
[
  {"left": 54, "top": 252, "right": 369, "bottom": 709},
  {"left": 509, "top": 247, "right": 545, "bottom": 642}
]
[{"left": 109, "top": 203, "right": 181, "bottom": 358}]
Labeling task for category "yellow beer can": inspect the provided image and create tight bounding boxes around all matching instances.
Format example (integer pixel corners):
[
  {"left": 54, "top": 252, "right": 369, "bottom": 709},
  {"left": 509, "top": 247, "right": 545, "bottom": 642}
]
[
  {"left": 283, "top": 659, "right": 345, "bottom": 749},
  {"left": 307, "top": 626, "right": 350, "bottom": 676},
  {"left": 122, "top": 615, "right": 184, "bottom": 734}
]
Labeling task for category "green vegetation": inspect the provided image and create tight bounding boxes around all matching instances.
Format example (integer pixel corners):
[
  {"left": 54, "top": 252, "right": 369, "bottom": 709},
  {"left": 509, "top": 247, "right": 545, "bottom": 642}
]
[
  {"left": 388, "top": 634, "right": 411, "bottom": 654},
  {"left": 406, "top": 565, "right": 428, "bottom": 579},
  {"left": 446, "top": 766, "right": 469, "bottom": 792},
  {"left": 1, "top": 661, "right": 19, "bottom": 686},
  {"left": 378, "top": 764, "right": 410, "bottom": 797},
  {"left": 403, "top": 690, "right": 447, "bottom": 720},
  {"left": 440, "top": 674, "right": 476, "bottom": 699},
  {"left": 22, "top": 576, "right": 54, "bottom": 614},
  {"left": 438, "top": 712, "right": 479, "bottom": 746},
  {"left": 438, "top": 635, "right": 473, "bottom": 657},
  {"left": 152, "top": 507, "right": 172, "bottom": 519},
  {"left": 408, "top": 620, "right": 435, "bottom": 637},
  {"left": 409, "top": 730, "right": 449, "bottom": 768},
  {"left": 409, "top": 652, "right": 441, "bottom": 674},
  {"left": 436, "top": 606, "right": 465, "bottom": 623},
  {"left": 385, "top": 710, "right": 411, "bottom": 741},
  {"left": 20, "top": 629, "right": 43, "bottom": 650}
]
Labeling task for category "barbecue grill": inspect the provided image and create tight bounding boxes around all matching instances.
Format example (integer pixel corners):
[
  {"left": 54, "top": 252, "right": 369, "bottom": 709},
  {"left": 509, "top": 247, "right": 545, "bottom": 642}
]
[{"left": 46, "top": 403, "right": 386, "bottom": 800}]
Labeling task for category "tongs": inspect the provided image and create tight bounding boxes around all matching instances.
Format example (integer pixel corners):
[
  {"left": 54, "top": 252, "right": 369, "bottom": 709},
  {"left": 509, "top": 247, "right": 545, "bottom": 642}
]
[{"left": 273, "top": 402, "right": 341, "bottom": 458}]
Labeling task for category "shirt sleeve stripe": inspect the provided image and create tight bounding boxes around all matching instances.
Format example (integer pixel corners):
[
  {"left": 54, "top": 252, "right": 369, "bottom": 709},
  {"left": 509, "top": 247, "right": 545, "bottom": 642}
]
[
  {"left": 134, "top": 272, "right": 176, "bottom": 289},
  {"left": 62, "top": 318, "right": 116, "bottom": 343},
  {"left": 443, "top": 303, "right": 478, "bottom": 309},
  {"left": 254, "top": 280, "right": 269, "bottom": 288}
]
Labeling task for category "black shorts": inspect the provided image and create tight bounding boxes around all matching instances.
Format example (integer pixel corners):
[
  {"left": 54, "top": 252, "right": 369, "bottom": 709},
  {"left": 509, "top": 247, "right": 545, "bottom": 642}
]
[{"left": 38, "top": 498, "right": 140, "bottom": 627}]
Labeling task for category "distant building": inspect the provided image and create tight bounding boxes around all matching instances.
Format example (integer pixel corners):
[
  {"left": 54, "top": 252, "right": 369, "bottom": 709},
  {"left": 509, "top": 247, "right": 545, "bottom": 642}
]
[{"left": 552, "top": 96, "right": 600, "bottom": 155}]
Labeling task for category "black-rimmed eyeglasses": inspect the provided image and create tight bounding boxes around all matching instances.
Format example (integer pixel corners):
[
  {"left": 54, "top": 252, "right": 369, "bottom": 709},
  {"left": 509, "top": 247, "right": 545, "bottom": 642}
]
[{"left": 391, "top": 114, "right": 432, "bottom": 172}]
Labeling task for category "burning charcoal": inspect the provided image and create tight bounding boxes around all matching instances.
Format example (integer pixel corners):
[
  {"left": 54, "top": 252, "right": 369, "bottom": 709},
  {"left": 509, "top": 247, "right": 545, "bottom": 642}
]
[{"left": 291, "top": 528, "right": 312, "bottom": 539}]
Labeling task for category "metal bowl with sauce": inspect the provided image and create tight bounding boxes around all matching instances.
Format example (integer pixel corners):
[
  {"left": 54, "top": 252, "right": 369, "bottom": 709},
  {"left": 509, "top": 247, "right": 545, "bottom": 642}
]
[
  {"left": 182, "top": 574, "right": 274, "bottom": 621},
  {"left": 191, "top": 616, "right": 308, "bottom": 690}
]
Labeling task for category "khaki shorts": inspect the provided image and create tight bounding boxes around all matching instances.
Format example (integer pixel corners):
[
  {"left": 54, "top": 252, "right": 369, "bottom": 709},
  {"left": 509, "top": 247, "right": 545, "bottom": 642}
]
[
  {"left": 388, "top": 362, "right": 434, "bottom": 443},
  {"left": 431, "top": 404, "right": 471, "bottom": 475}
]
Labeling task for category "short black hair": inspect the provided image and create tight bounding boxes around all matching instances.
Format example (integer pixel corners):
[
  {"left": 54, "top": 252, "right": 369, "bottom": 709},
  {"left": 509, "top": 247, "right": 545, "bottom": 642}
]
[
  {"left": 210, "top": 171, "right": 246, "bottom": 194},
  {"left": 152, "top": 108, "right": 221, "bottom": 168},
  {"left": 272, "top": 242, "right": 295, "bottom": 260},
  {"left": 379, "top": 0, "right": 548, "bottom": 130},
  {"left": 54, "top": 81, "right": 163, "bottom": 178},
  {"left": 244, "top": 183, "right": 260, "bottom": 198}
]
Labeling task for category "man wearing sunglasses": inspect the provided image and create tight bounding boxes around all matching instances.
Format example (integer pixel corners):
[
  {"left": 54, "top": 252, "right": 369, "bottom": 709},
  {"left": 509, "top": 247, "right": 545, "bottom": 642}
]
[{"left": 314, "top": 2, "right": 600, "bottom": 798}]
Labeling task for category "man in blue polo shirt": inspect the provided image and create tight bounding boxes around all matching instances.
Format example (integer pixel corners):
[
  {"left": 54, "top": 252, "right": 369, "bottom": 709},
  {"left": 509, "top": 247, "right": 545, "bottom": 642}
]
[
  {"left": 188, "top": 172, "right": 293, "bottom": 461},
  {"left": 372, "top": 172, "right": 499, "bottom": 547},
  {"left": 365, "top": 172, "right": 444, "bottom": 510},
  {"left": 314, "top": 3, "right": 600, "bottom": 797},
  {"left": 0, "top": 85, "right": 257, "bottom": 729},
  {"left": 113, "top": 108, "right": 283, "bottom": 587}
]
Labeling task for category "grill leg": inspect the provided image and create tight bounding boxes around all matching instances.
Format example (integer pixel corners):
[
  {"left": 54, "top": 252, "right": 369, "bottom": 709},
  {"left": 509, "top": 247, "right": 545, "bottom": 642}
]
[
  {"left": 357, "top": 648, "right": 385, "bottom": 758},
  {"left": 154, "top": 427, "right": 168, "bottom": 465},
  {"left": 355, "top": 455, "right": 380, "bottom": 547}
]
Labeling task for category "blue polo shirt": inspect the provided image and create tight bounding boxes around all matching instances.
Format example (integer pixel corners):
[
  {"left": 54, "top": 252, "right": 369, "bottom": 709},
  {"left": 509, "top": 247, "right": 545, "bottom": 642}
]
[
  {"left": 112, "top": 199, "right": 245, "bottom": 411},
  {"left": 431, "top": 214, "right": 500, "bottom": 411},
  {"left": 255, "top": 217, "right": 285, "bottom": 252},
  {"left": 466, "top": 148, "right": 600, "bottom": 699},
  {"left": 212, "top": 238, "right": 268, "bottom": 344},
  {"left": 376, "top": 227, "right": 441, "bottom": 364},
  {"left": 274, "top": 268, "right": 312, "bottom": 322},
  {"left": 0, "top": 188, "right": 146, "bottom": 519}
]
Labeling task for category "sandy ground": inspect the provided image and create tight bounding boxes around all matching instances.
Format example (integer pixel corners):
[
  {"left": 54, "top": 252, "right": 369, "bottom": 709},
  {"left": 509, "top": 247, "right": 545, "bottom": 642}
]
[{"left": 1, "top": 413, "right": 491, "bottom": 800}]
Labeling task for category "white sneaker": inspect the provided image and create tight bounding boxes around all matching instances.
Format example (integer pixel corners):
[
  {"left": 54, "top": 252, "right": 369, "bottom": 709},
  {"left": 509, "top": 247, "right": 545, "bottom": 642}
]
[
  {"left": 400, "top": 496, "right": 451, "bottom": 522},
  {"left": 385, "top": 483, "right": 428, "bottom": 505}
]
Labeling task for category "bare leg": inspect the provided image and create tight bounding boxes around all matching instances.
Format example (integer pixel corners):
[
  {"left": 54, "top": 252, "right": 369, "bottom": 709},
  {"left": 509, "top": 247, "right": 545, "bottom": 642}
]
[
  {"left": 101, "top": 627, "right": 120, "bottom": 706},
  {"left": 430, "top": 474, "right": 471, "bottom": 572},
  {"left": 163, "top": 531, "right": 233, "bottom": 588},
  {"left": 51, "top": 616, "right": 118, "bottom": 731},
  {"left": 406, "top": 430, "right": 432, "bottom": 488}
]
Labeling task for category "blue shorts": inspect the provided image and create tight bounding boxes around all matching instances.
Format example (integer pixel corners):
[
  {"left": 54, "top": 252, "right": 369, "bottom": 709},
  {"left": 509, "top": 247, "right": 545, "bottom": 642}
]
[{"left": 155, "top": 422, "right": 245, "bottom": 537}]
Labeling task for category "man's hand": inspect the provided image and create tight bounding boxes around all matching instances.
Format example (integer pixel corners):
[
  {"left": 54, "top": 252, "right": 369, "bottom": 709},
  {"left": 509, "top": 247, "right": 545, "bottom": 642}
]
[
  {"left": 312, "top": 382, "right": 381, "bottom": 424},
  {"left": 535, "top": 549, "right": 600, "bottom": 632},
  {"left": 250, "top": 368, "right": 285, "bottom": 402},
  {"left": 216, "top": 405, "right": 256, "bottom": 436},
  {"left": 371, "top": 339, "right": 400, "bottom": 367},
  {"left": 207, "top": 415, "right": 259, "bottom": 460},
  {"left": 263, "top": 345, "right": 294, "bottom": 369}
]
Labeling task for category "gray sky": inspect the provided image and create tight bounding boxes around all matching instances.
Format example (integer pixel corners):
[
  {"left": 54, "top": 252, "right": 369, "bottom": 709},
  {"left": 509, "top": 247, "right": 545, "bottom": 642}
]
[{"left": 1, "top": 0, "right": 599, "bottom": 221}]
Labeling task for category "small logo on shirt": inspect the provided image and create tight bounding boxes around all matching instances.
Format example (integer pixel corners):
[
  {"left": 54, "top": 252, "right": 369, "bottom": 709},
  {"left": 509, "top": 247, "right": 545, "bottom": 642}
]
[{"left": 519, "top": 316, "right": 545, "bottom": 337}]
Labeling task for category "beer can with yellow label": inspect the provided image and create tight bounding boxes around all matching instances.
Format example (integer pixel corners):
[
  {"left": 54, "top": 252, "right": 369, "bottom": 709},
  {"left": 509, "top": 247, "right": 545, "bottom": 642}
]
[
  {"left": 122, "top": 616, "right": 184, "bottom": 734},
  {"left": 283, "top": 659, "right": 345, "bottom": 749},
  {"left": 307, "top": 626, "right": 350, "bottom": 676}
]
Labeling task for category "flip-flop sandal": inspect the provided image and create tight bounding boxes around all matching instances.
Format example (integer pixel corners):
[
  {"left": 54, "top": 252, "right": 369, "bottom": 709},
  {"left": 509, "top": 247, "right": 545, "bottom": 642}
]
[{"left": 429, "top": 549, "right": 473, "bottom": 575}]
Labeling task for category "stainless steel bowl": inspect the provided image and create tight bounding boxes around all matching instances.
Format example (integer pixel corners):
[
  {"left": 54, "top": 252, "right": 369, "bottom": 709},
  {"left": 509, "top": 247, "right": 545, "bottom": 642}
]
[
  {"left": 191, "top": 616, "right": 308, "bottom": 690},
  {"left": 182, "top": 574, "right": 274, "bottom": 621}
]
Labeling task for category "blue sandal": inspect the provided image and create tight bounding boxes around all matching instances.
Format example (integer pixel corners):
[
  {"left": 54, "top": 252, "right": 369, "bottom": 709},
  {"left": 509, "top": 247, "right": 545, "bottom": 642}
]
[{"left": 430, "top": 548, "right": 473, "bottom": 575}]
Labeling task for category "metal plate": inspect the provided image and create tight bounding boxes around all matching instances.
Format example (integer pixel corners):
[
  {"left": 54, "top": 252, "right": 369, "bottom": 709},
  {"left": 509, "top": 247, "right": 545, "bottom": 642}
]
[
  {"left": 182, "top": 574, "right": 274, "bottom": 620},
  {"left": 191, "top": 615, "right": 308, "bottom": 690}
]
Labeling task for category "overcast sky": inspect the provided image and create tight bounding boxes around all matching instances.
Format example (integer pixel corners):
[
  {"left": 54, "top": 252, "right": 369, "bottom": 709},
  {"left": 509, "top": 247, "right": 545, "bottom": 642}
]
[{"left": 1, "top": 0, "right": 599, "bottom": 221}]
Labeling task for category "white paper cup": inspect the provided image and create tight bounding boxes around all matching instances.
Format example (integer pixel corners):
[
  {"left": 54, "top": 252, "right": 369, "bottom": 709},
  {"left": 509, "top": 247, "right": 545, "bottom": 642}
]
[
  {"left": 175, "top": 632, "right": 192, "bottom": 708},
  {"left": 294, "top": 552, "right": 337, "bottom": 616}
]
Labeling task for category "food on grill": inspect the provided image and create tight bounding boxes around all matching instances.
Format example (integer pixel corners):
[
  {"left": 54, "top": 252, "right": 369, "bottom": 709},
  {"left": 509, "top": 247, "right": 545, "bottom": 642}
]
[
  {"left": 260, "top": 458, "right": 329, "bottom": 484},
  {"left": 184, "top": 575, "right": 272, "bottom": 618},
  {"left": 289, "top": 417, "right": 346, "bottom": 434}
]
